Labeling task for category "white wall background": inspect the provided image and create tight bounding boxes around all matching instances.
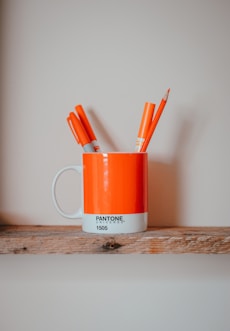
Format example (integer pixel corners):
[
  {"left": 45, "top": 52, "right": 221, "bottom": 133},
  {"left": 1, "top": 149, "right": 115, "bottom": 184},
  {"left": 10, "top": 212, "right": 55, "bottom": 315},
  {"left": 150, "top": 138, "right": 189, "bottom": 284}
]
[{"left": 0, "top": 0, "right": 230, "bottom": 330}]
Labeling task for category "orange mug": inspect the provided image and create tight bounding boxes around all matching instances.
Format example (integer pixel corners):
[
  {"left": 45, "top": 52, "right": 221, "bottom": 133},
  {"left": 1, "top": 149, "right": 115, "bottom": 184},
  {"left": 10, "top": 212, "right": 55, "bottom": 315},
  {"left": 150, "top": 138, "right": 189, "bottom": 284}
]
[{"left": 52, "top": 152, "right": 148, "bottom": 233}]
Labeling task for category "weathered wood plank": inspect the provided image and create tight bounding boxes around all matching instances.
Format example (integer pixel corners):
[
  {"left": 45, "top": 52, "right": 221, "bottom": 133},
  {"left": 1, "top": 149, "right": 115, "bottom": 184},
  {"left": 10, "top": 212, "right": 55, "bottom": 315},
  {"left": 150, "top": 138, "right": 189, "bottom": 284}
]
[{"left": 0, "top": 226, "right": 230, "bottom": 254}]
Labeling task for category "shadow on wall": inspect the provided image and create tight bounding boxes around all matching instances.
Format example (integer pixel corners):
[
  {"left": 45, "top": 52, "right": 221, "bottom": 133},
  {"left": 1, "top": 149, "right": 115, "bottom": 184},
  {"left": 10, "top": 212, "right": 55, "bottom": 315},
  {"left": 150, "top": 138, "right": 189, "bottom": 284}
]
[
  {"left": 148, "top": 159, "right": 179, "bottom": 226},
  {"left": 0, "top": 213, "right": 33, "bottom": 225},
  {"left": 148, "top": 109, "right": 207, "bottom": 227}
]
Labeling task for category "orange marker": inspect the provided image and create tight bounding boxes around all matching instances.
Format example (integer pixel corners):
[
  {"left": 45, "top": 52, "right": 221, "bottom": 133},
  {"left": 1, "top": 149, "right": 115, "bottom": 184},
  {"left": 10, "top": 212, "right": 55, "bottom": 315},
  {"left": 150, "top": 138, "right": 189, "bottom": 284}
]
[
  {"left": 67, "top": 112, "right": 95, "bottom": 152},
  {"left": 75, "top": 104, "right": 101, "bottom": 152},
  {"left": 140, "top": 88, "right": 170, "bottom": 152},
  {"left": 135, "top": 102, "right": 155, "bottom": 152}
]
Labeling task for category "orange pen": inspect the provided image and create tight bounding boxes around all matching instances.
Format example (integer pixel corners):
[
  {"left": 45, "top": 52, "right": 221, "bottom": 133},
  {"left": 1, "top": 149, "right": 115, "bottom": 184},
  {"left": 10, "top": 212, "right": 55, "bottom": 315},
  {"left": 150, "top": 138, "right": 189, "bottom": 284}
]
[
  {"left": 75, "top": 104, "right": 101, "bottom": 152},
  {"left": 67, "top": 112, "right": 95, "bottom": 152},
  {"left": 140, "top": 88, "right": 170, "bottom": 152},
  {"left": 135, "top": 102, "right": 155, "bottom": 152}
]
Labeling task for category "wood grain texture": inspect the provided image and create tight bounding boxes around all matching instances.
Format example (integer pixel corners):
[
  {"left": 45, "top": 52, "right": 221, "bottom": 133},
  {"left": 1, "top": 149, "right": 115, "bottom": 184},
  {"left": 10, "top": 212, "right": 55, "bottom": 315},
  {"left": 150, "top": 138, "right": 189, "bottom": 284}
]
[{"left": 0, "top": 226, "right": 230, "bottom": 254}]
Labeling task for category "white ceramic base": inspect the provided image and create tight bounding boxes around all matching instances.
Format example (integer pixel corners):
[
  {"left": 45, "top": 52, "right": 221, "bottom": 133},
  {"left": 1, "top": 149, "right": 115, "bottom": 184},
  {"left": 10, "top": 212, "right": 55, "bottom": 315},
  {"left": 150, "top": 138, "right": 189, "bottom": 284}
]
[{"left": 82, "top": 212, "right": 148, "bottom": 234}]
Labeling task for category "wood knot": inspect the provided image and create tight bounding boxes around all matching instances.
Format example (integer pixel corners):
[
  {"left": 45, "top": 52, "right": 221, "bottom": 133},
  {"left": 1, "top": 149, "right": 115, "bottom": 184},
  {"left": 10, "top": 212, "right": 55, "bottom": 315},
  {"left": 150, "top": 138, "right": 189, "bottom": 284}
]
[{"left": 102, "top": 239, "right": 122, "bottom": 250}]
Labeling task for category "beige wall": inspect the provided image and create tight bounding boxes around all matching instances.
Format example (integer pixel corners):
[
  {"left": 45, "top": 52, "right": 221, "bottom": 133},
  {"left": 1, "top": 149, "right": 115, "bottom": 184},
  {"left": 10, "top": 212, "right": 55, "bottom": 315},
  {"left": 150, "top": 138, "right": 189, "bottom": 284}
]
[{"left": 0, "top": 0, "right": 230, "bottom": 330}]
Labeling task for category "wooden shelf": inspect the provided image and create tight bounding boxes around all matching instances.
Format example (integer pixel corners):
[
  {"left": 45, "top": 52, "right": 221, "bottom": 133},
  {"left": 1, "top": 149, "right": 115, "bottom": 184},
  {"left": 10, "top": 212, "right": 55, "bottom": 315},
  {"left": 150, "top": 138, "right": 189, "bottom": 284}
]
[{"left": 0, "top": 225, "right": 230, "bottom": 254}]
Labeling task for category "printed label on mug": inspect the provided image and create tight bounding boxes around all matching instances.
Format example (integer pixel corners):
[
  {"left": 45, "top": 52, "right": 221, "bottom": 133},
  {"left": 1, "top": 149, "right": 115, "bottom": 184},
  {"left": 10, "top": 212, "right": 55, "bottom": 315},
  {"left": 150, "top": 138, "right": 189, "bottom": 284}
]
[{"left": 83, "top": 213, "right": 148, "bottom": 234}]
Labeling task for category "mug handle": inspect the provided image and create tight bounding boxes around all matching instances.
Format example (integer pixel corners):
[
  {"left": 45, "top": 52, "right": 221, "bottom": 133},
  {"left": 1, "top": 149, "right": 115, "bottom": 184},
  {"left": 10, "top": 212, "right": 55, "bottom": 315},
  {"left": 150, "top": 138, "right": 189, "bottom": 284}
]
[{"left": 52, "top": 165, "right": 83, "bottom": 219}]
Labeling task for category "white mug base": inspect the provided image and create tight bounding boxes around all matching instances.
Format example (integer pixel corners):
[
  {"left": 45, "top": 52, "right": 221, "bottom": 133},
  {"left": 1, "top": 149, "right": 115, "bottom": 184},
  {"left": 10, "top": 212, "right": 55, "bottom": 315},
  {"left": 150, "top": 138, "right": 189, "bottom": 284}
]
[{"left": 82, "top": 213, "right": 148, "bottom": 234}]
